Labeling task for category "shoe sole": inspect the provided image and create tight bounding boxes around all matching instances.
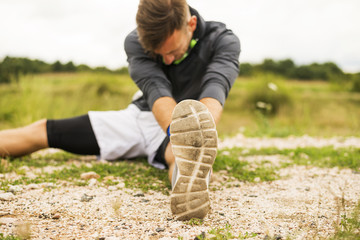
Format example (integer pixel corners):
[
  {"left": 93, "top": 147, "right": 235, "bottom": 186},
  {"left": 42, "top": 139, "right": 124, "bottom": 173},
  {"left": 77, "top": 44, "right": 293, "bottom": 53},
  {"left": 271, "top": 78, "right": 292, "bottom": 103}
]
[{"left": 170, "top": 100, "right": 218, "bottom": 220}]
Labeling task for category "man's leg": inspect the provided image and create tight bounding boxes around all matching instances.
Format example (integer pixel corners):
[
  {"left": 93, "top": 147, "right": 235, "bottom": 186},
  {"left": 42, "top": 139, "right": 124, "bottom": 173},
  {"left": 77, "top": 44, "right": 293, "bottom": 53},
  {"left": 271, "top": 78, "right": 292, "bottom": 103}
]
[
  {"left": 165, "top": 142, "right": 175, "bottom": 181},
  {"left": 168, "top": 100, "right": 218, "bottom": 221},
  {"left": 0, "top": 119, "right": 48, "bottom": 157}
]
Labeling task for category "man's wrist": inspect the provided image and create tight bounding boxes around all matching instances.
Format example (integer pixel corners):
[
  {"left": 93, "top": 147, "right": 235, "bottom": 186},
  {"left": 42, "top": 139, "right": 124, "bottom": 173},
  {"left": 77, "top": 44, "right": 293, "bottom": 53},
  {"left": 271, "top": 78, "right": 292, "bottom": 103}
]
[{"left": 167, "top": 125, "right": 171, "bottom": 137}]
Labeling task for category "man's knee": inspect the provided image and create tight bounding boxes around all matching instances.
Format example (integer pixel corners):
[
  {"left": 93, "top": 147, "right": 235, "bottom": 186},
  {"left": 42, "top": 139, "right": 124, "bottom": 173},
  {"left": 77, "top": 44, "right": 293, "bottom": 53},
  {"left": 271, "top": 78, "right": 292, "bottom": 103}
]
[
  {"left": 27, "top": 119, "right": 47, "bottom": 132},
  {"left": 26, "top": 119, "right": 48, "bottom": 147}
]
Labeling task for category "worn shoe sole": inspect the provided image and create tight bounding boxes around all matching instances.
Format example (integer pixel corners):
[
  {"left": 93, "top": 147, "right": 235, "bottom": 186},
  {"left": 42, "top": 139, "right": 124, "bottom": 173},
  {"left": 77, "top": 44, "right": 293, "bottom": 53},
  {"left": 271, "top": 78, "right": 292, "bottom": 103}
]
[{"left": 170, "top": 100, "right": 218, "bottom": 221}]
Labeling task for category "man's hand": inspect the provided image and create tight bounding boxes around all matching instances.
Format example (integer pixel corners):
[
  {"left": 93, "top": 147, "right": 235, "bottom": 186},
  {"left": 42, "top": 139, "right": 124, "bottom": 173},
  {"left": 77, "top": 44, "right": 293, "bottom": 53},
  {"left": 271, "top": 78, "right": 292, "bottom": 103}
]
[
  {"left": 152, "top": 96, "right": 222, "bottom": 134},
  {"left": 152, "top": 97, "right": 177, "bottom": 132},
  {"left": 200, "top": 97, "right": 223, "bottom": 125}
]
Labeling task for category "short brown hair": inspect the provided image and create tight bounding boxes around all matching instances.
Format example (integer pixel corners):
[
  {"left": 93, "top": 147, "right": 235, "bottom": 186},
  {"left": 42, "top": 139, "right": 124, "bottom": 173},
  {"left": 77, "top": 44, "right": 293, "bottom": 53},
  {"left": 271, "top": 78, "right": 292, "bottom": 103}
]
[{"left": 136, "top": 0, "right": 189, "bottom": 53}]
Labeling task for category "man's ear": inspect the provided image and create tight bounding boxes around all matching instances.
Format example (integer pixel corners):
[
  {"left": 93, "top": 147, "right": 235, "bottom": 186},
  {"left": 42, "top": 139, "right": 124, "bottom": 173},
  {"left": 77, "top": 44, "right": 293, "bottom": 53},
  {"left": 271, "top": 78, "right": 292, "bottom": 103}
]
[{"left": 188, "top": 15, "right": 197, "bottom": 32}]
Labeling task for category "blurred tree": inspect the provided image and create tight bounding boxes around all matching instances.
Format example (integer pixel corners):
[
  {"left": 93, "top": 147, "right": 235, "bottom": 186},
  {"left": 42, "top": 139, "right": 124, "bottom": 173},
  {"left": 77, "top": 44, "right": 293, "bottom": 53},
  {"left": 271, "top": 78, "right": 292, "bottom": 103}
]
[
  {"left": 94, "top": 66, "right": 111, "bottom": 72},
  {"left": 77, "top": 64, "right": 92, "bottom": 72},
  {"left": 350, "top": 73, "right": 360, "bottom": 92},
  {"left": 292, "top": 65, "right": 314, "bottom": 80},
  {"left": 322, "top": 62, "right": 344, "bottom": 81},
  {"left": 52, "top": 61, "right": 63, "bottom": 72},
  {"left": 114, "top": 66, "right": 129, "bottom": 75},
  {"left": 64, "top": 61, "right": 77, "bottom": 72},
  {"left": 0, "top": 56, "right": 22, "bottom": 83},
  {"left": 259, "top": 59, "right": 278, "bottom": 74},
  {"left": 278, "top": 59, "right": 296, "bottom": 78},
  {"left": 239, "top": 63, "right": 253, "bottom": 76},
  {"left": 0, "top": 61, "right": 11, "bottom": 84}
]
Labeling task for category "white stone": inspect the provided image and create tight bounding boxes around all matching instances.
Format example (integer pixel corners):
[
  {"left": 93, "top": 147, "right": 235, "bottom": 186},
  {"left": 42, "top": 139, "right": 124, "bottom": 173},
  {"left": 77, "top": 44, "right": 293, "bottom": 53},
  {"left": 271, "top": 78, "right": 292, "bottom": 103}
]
[
  {"left": 0, "top": 217, "right": 17, "bottom": 225},
  {"left": 88, "top": 178, "right": 98, "bottom": 187},
  {"left": 116, "top": 182, "right": 125, "bottom": 189},
  {"left": 8, "top": 185, "right": 23, "bottom": 193},
  {"left": 81, "top": 171, "right": 100, "bottom": 180},
  {"left": 0, "top": 192, "right": 15, "bottom": 201},
  {"left": 108, "top": 186, "right": 117, "bottom": 191},
  {"left": 26, "top": 184, "right": 40, "bottom": 190}
]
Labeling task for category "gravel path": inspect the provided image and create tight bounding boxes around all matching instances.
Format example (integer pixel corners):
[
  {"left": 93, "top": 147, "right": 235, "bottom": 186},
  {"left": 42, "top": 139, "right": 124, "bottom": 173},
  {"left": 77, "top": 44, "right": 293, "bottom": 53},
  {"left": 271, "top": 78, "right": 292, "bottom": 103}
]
[{"left": 1, "top": 134, "right": 360, "bottom": 240}]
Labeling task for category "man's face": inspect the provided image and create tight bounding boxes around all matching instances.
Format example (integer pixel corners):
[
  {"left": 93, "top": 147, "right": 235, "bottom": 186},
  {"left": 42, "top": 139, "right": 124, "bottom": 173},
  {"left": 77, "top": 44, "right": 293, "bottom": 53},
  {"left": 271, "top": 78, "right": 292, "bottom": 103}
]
[{"left": 155, "top": 16, "right": 197, "bottom": 65}]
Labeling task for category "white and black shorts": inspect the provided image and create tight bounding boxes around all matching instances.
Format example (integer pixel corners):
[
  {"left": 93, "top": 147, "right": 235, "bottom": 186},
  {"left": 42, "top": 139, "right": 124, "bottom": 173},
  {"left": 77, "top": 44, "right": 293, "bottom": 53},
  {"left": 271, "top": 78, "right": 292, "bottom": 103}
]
[{"left": 47, "top": 104, "right": 168, "bottom": 169}]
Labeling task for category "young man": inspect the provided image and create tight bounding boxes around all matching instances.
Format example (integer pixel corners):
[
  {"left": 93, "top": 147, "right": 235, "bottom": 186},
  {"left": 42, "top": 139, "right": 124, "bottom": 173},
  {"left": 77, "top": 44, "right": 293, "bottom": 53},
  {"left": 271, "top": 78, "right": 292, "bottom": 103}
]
[{"left": 0, "top": 0, "right": 240, "bottom": 220}]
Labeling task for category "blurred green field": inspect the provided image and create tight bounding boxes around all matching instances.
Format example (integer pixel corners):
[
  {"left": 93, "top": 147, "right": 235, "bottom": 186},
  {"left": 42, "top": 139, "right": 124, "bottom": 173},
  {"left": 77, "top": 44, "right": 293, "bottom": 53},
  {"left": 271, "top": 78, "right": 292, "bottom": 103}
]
[{"left": 0, "top": 72, "right": 359, "bottom": 137}]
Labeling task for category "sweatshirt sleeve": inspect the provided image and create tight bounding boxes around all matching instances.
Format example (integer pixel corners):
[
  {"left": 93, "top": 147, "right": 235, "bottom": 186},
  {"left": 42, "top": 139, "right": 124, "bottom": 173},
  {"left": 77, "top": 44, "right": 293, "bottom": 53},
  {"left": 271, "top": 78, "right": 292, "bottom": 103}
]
[
  {"left": 124, "top": 30, "right": 173, "bottom": 110},
  {"left": 199, "top": 29, "right": 240, "bottom": 106}
]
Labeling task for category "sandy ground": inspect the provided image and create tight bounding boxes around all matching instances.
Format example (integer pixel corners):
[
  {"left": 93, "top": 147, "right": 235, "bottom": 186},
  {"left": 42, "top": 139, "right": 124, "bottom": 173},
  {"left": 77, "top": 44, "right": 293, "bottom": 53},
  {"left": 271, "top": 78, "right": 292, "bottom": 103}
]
[{"left": 1, "top": 134, "right": 360, "bottom": 240}]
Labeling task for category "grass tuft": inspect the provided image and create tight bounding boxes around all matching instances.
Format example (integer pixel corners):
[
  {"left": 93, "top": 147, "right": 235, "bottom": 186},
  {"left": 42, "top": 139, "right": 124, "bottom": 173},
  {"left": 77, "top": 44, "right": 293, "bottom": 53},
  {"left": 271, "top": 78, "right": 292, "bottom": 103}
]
[
  {"left": 0, "top": 234, "right": 22, "bottom": 240},
  {"left": 187, "top": 218, "right": 204, "bottom": 226},
  {"left": 220, "top": 146, "right": 360, "bottom": 171},
  {"left": 1, "top": 152, "right": 170, "bottom": 194},
  {"left": 192, "top": 223, "right": 257, "bottom": 240},
  {"left": 331, "top": 200, "right": 360, "bottom": 239},
  {"left": 215, "top": 150, "right": 279, "bottom": 182}
]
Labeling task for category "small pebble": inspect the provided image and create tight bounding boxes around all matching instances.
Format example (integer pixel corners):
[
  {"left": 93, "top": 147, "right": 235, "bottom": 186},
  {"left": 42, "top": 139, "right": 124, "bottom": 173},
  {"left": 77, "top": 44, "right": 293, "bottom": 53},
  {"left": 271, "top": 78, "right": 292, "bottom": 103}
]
[
  {"left": 133, "top": 192, "right": 145, "bottom": 197},
  {"left": 0, "top": 192, "right": 15, "bottom": 201},
  {"left": 81, "top": 194, "right": 94, "bottom": 202},
  {"left": 0, "top": 217, "right": 17, "bottom": 225},
  {"left": 8, "top": 185, "right": 22, "bottom": 194},
  {"left": 81, "top": 172, "right": 100, "bottom": 180},
  {"left": 108, "top": 186, "right": 117, "bottom": 191},
  {"left": 103, "top": 176, "right": 115, "bottom": 181},
  {"left": 0, "top": 211, "right": 10, "bottom": 217},
  {"left": 156, "top": 227, "right": 165, "bottom": 232},
  {"left": 27, "top": 183, "right": 40, "bottom": 190},
  {"left": 88, "top": 178, "right": 98, "bottom": 187}
]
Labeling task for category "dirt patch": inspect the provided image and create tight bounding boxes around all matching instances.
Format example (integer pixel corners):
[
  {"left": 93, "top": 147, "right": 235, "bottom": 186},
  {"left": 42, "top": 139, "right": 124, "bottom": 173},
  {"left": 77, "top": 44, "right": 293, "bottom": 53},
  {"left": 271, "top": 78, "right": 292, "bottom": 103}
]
[{"left": 1, "top": 135, "right": 360, "bottom": 239}]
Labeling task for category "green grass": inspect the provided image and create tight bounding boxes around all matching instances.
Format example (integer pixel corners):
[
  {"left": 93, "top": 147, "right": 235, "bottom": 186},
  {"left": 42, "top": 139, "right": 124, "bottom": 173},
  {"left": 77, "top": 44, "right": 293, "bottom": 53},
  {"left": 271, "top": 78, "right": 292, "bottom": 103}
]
[
  {"left": 0, "top": 73, "right": 138, "bottom": 129},
  {"left": 214, "top": 150, "right": 279, "bottom": 182},
  {"left": 1, "top": 72, "right": 360, "bottom": 240},
  {"left": 191, "top": 223, "right": 258, "bottom": 240},
  {"left": 187, "top": 218, "right": 204, "bottom": 226},
  {"left": 1, "top": 152, "right": 72, "bottom": 173},
  {"left": 1, "top": 72, "right": 360, "bottom": 137},
  {"left": 331, "top": 201, "right": 360, "bottom": 240},
  {"left": 219, "top": 146, "right": 360, "bottom": 170},
  {"left": 0, "top": 234, "right": 21, "bottom": 240},
  {"left": 1, "top": 154, "right": 171, "bottom": 194},
  {"left": 221, "top": 75, "right": 360, "bottom": 137},
  {"left": 1, "top": 145, "right": 359, "bottom": 193}
]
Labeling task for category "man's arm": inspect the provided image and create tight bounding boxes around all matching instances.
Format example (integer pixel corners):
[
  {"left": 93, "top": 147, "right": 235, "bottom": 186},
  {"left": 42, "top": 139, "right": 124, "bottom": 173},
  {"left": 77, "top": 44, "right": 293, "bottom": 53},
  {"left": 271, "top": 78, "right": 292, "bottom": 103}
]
[
  {"left": 200, "top": 97, "right": 222, "bottom": 125},
  {"left": 125, "top": 30, "right": 173, "bottom": 111},
  {"left": 199, "top": 30, "right": 240, "bottom": 107},
  {"left": 152, "top": 97, "right": 177, "bottom": 132},
  {"left": 153, "top": 96, "right": 222, "bottom": 134}
]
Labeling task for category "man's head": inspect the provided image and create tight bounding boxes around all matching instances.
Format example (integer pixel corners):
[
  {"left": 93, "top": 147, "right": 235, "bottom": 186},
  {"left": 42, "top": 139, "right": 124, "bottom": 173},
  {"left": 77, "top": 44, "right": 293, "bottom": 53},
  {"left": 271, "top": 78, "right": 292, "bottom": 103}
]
[{"left": 136, "top": 0, "right": 197, "bottom": 65}]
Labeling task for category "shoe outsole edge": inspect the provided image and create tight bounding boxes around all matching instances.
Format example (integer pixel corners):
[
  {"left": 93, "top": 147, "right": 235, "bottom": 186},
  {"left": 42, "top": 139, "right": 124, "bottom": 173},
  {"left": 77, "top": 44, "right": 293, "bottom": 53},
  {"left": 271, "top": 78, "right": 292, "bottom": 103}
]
[{"left": 170, "top": 100, "right": 217, "bottom": 221}]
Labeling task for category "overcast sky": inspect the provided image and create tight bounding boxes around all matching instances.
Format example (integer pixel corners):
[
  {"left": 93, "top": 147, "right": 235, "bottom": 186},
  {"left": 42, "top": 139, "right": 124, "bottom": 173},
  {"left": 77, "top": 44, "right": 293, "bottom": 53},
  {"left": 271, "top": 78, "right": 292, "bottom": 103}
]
[{"left": 0, "top": 0, "right": 359, "bottom": 72}]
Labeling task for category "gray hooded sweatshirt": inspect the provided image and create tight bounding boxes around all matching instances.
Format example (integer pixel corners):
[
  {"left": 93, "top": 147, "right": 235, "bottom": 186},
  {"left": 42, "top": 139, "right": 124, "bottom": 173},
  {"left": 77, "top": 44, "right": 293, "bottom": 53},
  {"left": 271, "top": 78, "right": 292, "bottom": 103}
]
[{"left": 125, "top": 6, "right": 241, "bottom": 111}]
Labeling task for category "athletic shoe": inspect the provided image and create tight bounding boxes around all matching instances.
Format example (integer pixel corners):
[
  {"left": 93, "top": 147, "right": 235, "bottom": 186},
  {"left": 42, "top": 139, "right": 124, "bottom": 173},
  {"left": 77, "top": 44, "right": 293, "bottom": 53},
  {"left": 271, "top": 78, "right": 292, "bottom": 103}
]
[{"left": 169, "top": 100, "right": 218, "bottom": 220}]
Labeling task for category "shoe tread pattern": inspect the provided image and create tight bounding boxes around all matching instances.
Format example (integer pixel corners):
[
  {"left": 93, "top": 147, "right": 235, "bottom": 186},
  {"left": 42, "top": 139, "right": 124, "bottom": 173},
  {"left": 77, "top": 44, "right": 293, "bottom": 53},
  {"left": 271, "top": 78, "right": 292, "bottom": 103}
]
[{"left": 170, "top": 100, "right": 217, "bottom": 220}]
